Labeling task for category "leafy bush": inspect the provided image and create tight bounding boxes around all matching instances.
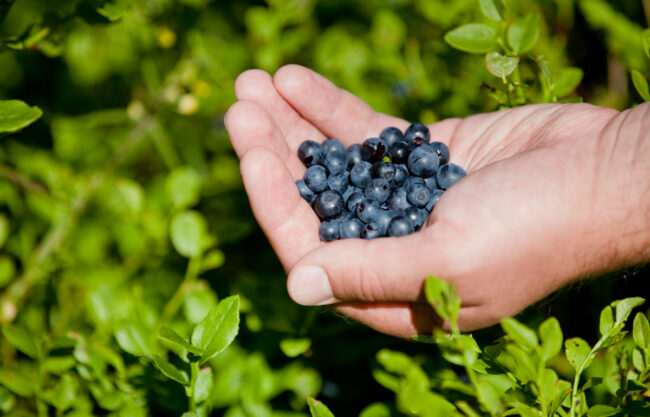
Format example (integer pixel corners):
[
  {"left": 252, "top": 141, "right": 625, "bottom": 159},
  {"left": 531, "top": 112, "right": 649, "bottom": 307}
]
[{"left": 0, "top": 0, "right": 648, "bottom": 416}]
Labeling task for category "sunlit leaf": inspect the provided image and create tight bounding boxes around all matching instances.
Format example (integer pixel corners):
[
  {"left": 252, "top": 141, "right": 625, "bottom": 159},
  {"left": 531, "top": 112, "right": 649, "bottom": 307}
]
[
  {"left": 0, "top": 100, "right": 42, "bottom": 134},
  {"left": 444, "top": 23, "right": 498, "bottom": 53}
]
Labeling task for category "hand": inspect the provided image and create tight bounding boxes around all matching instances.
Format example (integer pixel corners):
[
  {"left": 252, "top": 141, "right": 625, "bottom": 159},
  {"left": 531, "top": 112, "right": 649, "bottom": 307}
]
[{"left": 225, "top": 64, "right": 650, "bottom": 338}]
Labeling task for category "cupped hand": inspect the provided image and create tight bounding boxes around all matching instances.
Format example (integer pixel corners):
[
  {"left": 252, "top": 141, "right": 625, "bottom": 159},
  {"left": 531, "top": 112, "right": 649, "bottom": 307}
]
[{"left": 225, "top": 64, "right": 628, "bottom": 338}]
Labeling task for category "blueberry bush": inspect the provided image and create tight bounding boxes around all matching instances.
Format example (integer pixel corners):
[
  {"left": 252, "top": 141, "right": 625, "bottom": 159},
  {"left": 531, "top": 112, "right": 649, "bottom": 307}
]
[{"left": 0, "top": 0, "right": 649, "bottom": 416}]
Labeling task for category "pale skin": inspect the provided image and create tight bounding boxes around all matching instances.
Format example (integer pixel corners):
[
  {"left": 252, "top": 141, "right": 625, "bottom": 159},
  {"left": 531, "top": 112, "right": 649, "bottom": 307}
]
[{"left": 225, "top": 64, "right": 650, "bottom": 339}]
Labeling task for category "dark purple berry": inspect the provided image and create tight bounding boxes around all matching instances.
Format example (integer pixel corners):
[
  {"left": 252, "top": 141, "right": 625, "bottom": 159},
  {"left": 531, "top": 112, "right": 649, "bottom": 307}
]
[
  {"left": 408, "top": 146, "right": 439, "bottom": 177},
  {"left": 388, "top": 216, "right": 413, "bottom": 237},
  {"left": 340, "top": 218, "right": 363, "bottom": 239},
  {"left": 298, "top": 140, "right": 323, "bottom": 167},
  {"left": 404, "top": 123, "right": 430, "bottom": 148},
  {"left": 320, "top": 220, "right": 340, "bottom": 241},
  {"left": 429, "top": 141, "right": 450, "bottom": 165},
  {"left": 407, "top": 183, "right": 432, "bottom": 208},
  {"left": 324, "top": 151, "right": 346, "bottom": 174},
  {"left": 346, "top": 191, "right": 364, "bottom": 212},
  {"left": 356, "top": 198, "right": 381, "bottom": 224},
  {"left": 304, "top": 165, "right": 328, "bottom": 192},
  {"left": 346, "top": 144, "right": 363, "bottom": 168},
  {"left": 296, "top": 180, "right": 315, "bottom": 203},
  {"left": 380, "top": 127, "right": 405, "bottom": 148},
  {"left": 389, "top": 140, "right": 410, "bottom": 164},
  {"left": 403, "top": 206, "right": 428, "bottom": 231},
  {"left": 371, "top": 162, "right": 396, "bottom": 182},
  {"left": 360, "top": 223, "right": 382, "bottom": 240},
  {"left": 350, "top": 161, "right": 372, "bottom": 188},
  {"left": 426, "top": 189, "right": 444, "bottom": 212},
  {"left": 392, "top": 164, "right": 409, "bottom": 188},
  {"left": 328, "top": 172, "right": 348, "bottom": 194},
  {"left": 361, "top": 138, "right": 387, "bottom": 162},
  {"left": 322, "top": 138, "right": 346, "bottom": 155},
  {"left": 313, "top": 190, "right": 344, "bottom": 220},
  {"left": 436, "top": 163, "right": 466, "bottom": 189},
  {"left": 364, "top": 178, "right": 391, "bottom": 204},
  {"left": 387, "top": 188, "right": 411, "bottom": 211}
]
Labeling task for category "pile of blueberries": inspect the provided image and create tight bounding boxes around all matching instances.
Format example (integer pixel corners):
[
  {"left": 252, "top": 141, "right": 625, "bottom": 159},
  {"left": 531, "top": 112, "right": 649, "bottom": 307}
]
[{"left": 295, "top": 123, "right": 467, "bottom": 241}]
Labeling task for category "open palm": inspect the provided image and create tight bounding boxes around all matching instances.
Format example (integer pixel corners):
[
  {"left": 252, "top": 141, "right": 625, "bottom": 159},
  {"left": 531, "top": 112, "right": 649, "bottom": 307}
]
[{"left": 225, "top": 65, "right": 623, "bottom": 338}]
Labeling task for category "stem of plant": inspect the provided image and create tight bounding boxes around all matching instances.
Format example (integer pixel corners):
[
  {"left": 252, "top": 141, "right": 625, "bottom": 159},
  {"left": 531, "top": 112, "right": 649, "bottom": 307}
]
[
  {"left": 161, "top": 255, "right": 201, "bottom": 323},
  {"left": 188, "top": 361, "right": 200, "bottom": 411},
  {"left": 569, "top": 338, "right": 606, "bottom": 417}
]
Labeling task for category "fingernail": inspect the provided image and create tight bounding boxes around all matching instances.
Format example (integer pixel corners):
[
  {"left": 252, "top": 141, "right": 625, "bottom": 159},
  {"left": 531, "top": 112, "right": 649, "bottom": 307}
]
[{"left": 288, "top": 266, "right": 336, "bottom": 306}]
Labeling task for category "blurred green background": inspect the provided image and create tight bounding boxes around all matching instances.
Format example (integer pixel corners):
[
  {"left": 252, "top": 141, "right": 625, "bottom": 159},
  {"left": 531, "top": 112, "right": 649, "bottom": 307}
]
[{"left": 0, "top": 0, "right": 648, "bottom": 415}]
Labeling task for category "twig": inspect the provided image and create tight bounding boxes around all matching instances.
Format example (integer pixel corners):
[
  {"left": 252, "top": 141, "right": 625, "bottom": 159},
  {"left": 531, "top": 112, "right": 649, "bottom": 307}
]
[{"left": 0, "top": 165, "right": 50, "bottom": 195}]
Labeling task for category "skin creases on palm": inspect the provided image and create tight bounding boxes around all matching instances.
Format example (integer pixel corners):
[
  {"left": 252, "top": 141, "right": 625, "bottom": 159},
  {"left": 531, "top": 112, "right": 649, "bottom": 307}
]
[{"left": 225, "top": 64, "right": 620, "bottom": 337}]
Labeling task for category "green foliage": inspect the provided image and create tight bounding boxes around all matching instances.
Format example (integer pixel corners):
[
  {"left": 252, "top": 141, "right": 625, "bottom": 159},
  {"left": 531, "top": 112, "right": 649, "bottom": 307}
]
[{"left": 1, "top": 0, "right": 648, "bottom": 416}]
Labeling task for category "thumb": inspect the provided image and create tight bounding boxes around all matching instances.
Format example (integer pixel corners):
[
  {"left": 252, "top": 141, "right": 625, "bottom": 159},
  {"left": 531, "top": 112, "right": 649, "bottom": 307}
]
[{"left": 286, "top": 230, "right": 448, "bottom": 306}]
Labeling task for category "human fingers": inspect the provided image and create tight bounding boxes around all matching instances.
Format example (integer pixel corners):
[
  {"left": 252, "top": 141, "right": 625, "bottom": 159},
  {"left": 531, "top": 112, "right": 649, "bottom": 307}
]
[
  {"left": 273, "top": 64, "right": 408, "bottom": 145},
  {"left": 234, "top": 69, "right": 324, "bottom": 149},
  {"left": 239, "top": 147, "right": 322, "bottom": 268},
  {"left": 225, "top": 100, "right": 304, "bottom": 178}
]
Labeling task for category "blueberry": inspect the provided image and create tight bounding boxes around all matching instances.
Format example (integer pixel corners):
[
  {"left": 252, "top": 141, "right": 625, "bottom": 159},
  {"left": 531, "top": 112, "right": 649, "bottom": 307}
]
[
  {"left": 387, "top": 188, "right": 411, "bottom": 211},
  {"left": 355, "top": 198, "right": 381, "bottom": 224},
  {"left": 342, "top": 185, "right": 361, "bottom": 202},
  {"left": 436, "top": 163, "right": 467, "bottom": 189},
  {"left": 296, "top": 180, "right": 315, "bottom": 203},
  {"left": 429, "top": 141, "right": 450, "bottom": 165},
  {"left": 346, "top": 191, "right": 365, "bottom": 212},
  {"left": 328, "top": 172, "right": 348, "bottom": 194},
  {"left": 319, "top": 219, "right": 340, "bottom": 241},
  {"left": 304, "top": 165, "right": 328, "bottom": 192},
  {"left": 404, "top": 123, "right": 430, "bottom": 148},
  {"left": 298, "top": 140, "right": 323, "bottom": 167},
  {"left": 375, "top": 210, "right": 397, "bottom": 235},
  {"left": 404, "top": 176, "right": 425, "bottom": 193},
  {"left": 324, "top": 151, "right": 346, "bottom": 175},
  {"left": 360, "top": 223, "right": 382, "bottom": 240},
  {"left": 361, "top": 138, "right": 387, "bottom": 162},
  {"left": 388, "top": 216, "right": 413, "bottom": 237},
  {"left": 403, "top": 206, "right": 428, "bottom": 231},
  {"left": 350, "top": 161, "right": 373, "bottom": 188},
  {"left": 339, "top": 210, "right": 356, "bottom": 222},
  {"left": 313, "top": 190, "right": 344, "bottom": 220},
  {"left": 371, "top": 162, "right": 396, "bottom": 182},
  {"left": 407, "top": 183, "right": 432, "bottom": 208},
  {"left": 322, "top": 138, "right": 346, "bottom": 155},
  {"left": 364, "top": 178, "right": 391, "bottom": 204},
  {"left": 389, "top": 140, "right": 410, "bottom": 164},
  {"left": 426, "top": 189, "right": 444, "bottom": 212},
  {"left": 392, "top": 164, "right": 409, "bottom": 188},
  {"left": 340, "top": 218, "right": 363, "bottom": 239},
  {"left": 407, "top": 146, "right": 439, "bottom": 177},
  {"left": 424, "top": 175, "right": 438, "bottom": 191},
  {"left": 380, "top": 127, "right": 405, "bottom": 148},
  {"left": 346, "top": 144, "right": 363, "bottom": 169}
]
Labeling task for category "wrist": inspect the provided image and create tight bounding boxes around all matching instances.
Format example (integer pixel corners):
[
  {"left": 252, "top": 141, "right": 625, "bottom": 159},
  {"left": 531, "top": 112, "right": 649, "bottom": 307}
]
[{"left": 586, "top": 102, "right": 650, "bottom": 274}]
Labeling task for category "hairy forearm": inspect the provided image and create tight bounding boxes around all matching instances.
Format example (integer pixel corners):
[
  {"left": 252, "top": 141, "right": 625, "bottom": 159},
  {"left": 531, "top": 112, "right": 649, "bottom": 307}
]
[{"left": 591, "top": 102, "right": 650, "bottom": 272}]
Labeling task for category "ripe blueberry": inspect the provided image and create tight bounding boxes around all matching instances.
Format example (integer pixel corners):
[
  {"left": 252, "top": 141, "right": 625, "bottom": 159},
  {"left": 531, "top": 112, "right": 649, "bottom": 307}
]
[
  {"left": 296, "top": 180, "right": 315, "bottom": 203},
  {"left": 389, "top": 140, "right": 410, "bottom": 164},
  {"left": 346, "top": 144, "right": 363, "bottom": 169},
  {"left": 407, "top": 146, "right": 439, "bottom": 177},
  {"left": 407, "top": 183, "right": 432, "bottom": 208},
  {"left": 313, "top": 190, "right": 344, "bottom": 220},
  {"left": 380, "top": 127, "right": 405, "bottom": 148},
  {"left": 319, "top": 219, "right": 340, "bottom": 241},
  {"left": 350, "top": 161, "right": 373, "bottom": 188},
  {"left": 388, "top": 216, "right": 413, "bottom": 237},
  {"left": 322, "top": 138, "right": 346, "bottom": 155},
  {"left": 364, "top": 178, "right": 391, "bottom": 204},
  {"left": 298, "top": 140, "right": 323, "bottom": 167},
  {"left": 304, "top": 165, "right": 328, "bottom": 192},
  {"left": 361, "top": 138, "right": 387, "bottom": 162},
  {"left": 328, "top": 172, "right": 348, "bottom": 194},
  {"left": 436, "top": 163, "right": 466, "bottom": 189},
  {"left": 404, "top": 123, "right": 430, "bottom": 148},
  {"left": 340, "top": 218, "right": 363, "bottom": 239},
  {"left": 429, "top": 141, "right": 450, "bottom": 165}
]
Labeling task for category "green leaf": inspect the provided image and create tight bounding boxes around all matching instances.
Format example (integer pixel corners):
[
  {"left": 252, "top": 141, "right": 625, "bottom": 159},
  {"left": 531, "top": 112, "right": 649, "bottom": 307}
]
[
  {"left": 631, "top": 70, "right": 650, "bottom": 101},
  {"left": 191, "top": 295, "right": 240, "bottom": 365},
  {"left": 587, "top": 405, "right": 619, "bottom": 417},
  {"left": 158, "top": 326, "right": 204, "bottom": 355},
  {"left": 359, "top": 402, "right": 391, "bottom": 417},
  {"left": 193, "top": 366, "right": 213, "bottom": 404},
  {"left": 507, "top": 14, "right": 540, "bottom": 54},
  {"left": 183, "top": 283, "right": 218, "bottom": 325},
  {"left": 0, "top": 100, "right": 43, "bottom": 134},
  {"left": 444, "top": 23, "right": 498, "bottom": 53},
  {"left": 485, "top": 52, "right": 519, "bottom": 80},
  {"left": 1, "top": 325, "right": 39, "bottom": 359},
  {"left": 642, "top": 29, "right": 650, "bottom": 58},
  {"left": 633, "top": 312, "right": 650, "bottom": 350},
  {"left": 170, "top": 210, "right": 207, "bottom": 258},
  {"left": 42, "top": 356, "right": 76, "bottom": 374},
  {"left": 0, "top": 368, "right": 34, "bottom": 397},
  {"left": 599, "top": 306, "right": 615, "bottom": 336},
  {"left": 424, "top": 276, "right": 460, "bottom": 322},
  {"left": 565, "top": 337, "right": 591, "bottom": 370},
  {"left": 307, "top": 397, "right": 335, "bottom": 417},
  {"left": 166, "top": 166, "right": 202, "bottom": 209},
  {"left": 114, "top": 322, "right": 153, "bottom": 356},
  {"left": 280, "top": 338, "right": 312, "bottom": 358},
  {"left": 0, "top": 386, "right": 14, "bottom": 412},
  {"left": 0, "top": 256, "right": 16, "bottom": 289},
  {"left": 632, "top": 348, "right": 645, "bottom": 372},
  {"left": 614, "top": 297, "right": 645, "bottom": 325},
  {"left": 501, "top": 318, "right": 538, "bottom": 350},
  {"left": 539, "top": 317, "right": 563, "bottom": 361},
  {"left": 152, "top": 355, "right": 190, "bottom": 385},
  {"left": 553, "top": 67, "right": 583, "bottom": 97},
  {"left": 479, "top": 0, "right": 504, "bottom": 21},
  {"left": 52, "top": 373, "right": 76, "bottom": 411}
]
